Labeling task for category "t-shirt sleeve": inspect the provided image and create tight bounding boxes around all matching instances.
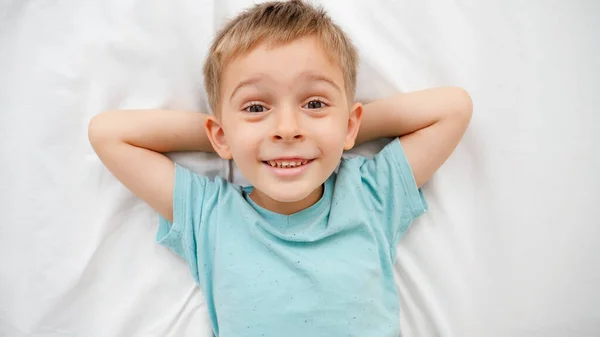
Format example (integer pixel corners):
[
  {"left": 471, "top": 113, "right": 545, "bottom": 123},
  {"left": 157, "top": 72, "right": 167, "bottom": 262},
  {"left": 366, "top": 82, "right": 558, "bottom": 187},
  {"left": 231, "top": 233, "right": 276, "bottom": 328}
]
[
  {"left": 359, "top": 138, "right": 428, "bottom": 251},
  {"left": 156, "top": 164, "right": 215, "bottom": 286}
]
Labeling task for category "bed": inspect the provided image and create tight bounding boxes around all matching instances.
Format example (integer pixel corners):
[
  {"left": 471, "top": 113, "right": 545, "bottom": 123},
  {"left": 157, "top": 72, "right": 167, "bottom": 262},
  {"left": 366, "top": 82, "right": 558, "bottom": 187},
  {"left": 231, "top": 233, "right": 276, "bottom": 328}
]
[{"left": 1, "top": 0, "right": 599, "bottom": 336}]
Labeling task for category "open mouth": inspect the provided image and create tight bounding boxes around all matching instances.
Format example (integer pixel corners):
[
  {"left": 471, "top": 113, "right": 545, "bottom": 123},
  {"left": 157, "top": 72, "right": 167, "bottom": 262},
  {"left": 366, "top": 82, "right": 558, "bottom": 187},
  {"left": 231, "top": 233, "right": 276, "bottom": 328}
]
[{"left": 262, "top": 159, "right": 313, "bottom": 168}]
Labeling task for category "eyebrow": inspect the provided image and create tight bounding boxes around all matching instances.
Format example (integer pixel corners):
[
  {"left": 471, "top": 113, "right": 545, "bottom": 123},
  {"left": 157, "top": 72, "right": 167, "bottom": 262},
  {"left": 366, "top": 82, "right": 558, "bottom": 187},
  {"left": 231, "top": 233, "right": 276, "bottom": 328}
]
[
  {"left": 229, "top": 72, "right": 342, "bottom": 101},
  {"left": 229, "top": 77, "right": 264, "bottom": 101},
  {"left": 302, "top": 72, "right": 342, "bottom": 94}
]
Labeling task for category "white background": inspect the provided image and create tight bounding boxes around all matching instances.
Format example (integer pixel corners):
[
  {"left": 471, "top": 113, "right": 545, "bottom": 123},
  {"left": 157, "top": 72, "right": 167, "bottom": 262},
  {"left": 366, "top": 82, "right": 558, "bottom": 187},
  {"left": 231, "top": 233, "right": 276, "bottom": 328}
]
[{"left": 1, "top": 0, "right": 599, "bottom": 336}]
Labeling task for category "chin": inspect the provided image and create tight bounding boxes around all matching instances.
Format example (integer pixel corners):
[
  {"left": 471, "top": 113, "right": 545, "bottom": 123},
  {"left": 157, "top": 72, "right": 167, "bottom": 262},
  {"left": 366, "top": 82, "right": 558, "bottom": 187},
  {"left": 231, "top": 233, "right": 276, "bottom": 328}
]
[{"left": 266, "top": 188, "right": 314, "bottom": 203}]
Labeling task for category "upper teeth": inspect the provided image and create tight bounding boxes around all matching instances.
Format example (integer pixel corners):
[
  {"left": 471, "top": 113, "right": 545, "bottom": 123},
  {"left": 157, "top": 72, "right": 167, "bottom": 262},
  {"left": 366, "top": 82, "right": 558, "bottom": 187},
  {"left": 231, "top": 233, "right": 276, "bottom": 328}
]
[{"left": 267, "top": 160, "right": 308, "bottom": 168}]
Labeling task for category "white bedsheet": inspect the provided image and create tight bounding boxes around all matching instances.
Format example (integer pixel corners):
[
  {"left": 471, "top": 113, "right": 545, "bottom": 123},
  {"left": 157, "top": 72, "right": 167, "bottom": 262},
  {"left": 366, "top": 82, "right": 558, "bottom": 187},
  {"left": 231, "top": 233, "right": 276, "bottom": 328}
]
[{"left": 1, "top": 0, "right": 599, "bottom": 336}]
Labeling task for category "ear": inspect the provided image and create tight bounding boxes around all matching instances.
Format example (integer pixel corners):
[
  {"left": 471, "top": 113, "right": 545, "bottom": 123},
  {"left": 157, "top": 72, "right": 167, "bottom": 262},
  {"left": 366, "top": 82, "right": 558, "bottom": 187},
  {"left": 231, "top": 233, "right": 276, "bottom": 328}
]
[
  {"left": 344, "top": 102, "right": 363, "bottom": 150},
  {"left": 205, "top": 115, "right": 233, "bottom": 159}
]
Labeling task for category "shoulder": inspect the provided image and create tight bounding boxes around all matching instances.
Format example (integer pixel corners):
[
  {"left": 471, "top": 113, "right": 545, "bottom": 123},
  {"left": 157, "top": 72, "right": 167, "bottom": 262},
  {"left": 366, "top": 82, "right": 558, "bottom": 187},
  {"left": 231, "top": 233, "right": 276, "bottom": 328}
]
[
  {"left": 173, "top": 164, "right": 244, "bottom": 206},
  {"left": 338, "top": 139, "right": 426, "bottom": 213},
  {"left": 340, "top": 139, "right": 412, "bottom": 178}
]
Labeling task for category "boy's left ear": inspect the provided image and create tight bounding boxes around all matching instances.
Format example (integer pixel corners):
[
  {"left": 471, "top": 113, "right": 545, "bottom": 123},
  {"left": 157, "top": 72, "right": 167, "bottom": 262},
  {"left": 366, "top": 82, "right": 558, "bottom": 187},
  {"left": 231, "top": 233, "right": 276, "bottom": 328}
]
[{"left": 344, "top": 102, "right": 363, "bottom": 150}]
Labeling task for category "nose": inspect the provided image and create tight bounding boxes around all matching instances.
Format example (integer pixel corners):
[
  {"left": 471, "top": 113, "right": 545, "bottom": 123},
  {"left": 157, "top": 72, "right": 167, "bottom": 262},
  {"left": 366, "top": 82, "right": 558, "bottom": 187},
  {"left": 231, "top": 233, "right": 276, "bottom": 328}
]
[{"left": 272, "top": 108, "right": 303, "bottom": 142}]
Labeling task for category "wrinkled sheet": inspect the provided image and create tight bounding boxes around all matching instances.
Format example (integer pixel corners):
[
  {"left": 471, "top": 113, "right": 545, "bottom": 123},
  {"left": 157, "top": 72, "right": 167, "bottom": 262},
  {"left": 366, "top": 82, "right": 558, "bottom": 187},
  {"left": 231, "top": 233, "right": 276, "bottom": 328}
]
[{"left": 1, "top": 0, "right": 599, "bottom": 336}]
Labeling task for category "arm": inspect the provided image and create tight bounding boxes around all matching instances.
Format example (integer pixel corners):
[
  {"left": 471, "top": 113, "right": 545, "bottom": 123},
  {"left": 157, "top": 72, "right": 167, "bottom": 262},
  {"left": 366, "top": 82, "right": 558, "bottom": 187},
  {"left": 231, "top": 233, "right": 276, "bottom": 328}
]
[
  {"left": 357, "top": 87, "right": 473, "bottom": 187},
  {"left": 88, "top": 110, "right": 214, "bottom": 222}
]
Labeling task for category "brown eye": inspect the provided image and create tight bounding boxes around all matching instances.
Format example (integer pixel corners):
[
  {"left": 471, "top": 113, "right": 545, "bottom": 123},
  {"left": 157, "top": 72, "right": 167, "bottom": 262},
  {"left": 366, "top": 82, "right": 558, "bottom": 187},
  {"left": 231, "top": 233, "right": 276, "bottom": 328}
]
[
  {"left": 245, "top": 104, "right": 266, "bottom": 113},
  {"left": 304, "top": 100, "right": 325, "bottom": 109}
]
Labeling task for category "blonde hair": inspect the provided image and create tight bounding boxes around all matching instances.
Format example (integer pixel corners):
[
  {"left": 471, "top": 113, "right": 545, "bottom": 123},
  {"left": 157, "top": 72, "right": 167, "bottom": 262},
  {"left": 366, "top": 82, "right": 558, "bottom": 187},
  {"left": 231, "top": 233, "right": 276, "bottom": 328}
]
[{"left": 203, "top": 0, "right": 359, "bottom": 115}]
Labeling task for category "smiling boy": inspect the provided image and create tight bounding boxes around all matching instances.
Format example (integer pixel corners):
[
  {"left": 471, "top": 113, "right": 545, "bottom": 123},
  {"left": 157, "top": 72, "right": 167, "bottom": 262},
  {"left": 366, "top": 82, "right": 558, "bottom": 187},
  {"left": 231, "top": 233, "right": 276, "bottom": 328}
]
[{"left": 88, "top": 1, "right": 472, "bottom": 336}]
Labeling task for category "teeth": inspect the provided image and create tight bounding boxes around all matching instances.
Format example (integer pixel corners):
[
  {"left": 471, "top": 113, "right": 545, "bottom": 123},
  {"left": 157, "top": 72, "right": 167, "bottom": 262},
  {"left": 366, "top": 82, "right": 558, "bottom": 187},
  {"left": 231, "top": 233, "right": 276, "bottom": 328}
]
[{"left": 267, "top": 160, "right": 309, "bottom": 168}]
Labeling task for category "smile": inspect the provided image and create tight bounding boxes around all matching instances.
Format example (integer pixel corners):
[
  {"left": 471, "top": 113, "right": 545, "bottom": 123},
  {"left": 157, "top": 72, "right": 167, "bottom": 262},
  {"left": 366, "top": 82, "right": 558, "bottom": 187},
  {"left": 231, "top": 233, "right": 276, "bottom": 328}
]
[
  {"left": 262, "top": 158, "right": 314, "bottom": 178},
  {"left": 264, "top": 159, "right": 311, "bottom": 168}
]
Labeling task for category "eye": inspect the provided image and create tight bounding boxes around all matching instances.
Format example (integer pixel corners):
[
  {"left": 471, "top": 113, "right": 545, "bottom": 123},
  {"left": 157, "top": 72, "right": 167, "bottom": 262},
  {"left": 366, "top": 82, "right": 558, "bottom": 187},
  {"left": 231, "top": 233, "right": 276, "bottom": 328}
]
[
  {"left": 303, "top": 99, "right": 327, "bottom": 110},
  {"left": 244, "top": 104, "right": 267, "bottom": 113}
]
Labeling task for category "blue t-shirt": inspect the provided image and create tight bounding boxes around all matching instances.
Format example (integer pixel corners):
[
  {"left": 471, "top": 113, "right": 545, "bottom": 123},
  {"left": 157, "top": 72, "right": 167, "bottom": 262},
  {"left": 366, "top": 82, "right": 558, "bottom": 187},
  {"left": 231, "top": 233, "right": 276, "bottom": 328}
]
[{"left": 157, "top": 139, "right": 427, "bottom": 337}]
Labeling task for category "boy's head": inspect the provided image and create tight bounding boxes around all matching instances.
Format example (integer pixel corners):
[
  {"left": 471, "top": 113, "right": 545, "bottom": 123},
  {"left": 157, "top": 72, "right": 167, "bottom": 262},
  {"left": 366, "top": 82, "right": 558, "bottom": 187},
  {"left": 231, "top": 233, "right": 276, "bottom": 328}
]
[
  {"left": 203, "top": 0, "right": 363, "bottom": 213},
  {"left": 203, "top": 0, "right": 359, "bottom": 115}
]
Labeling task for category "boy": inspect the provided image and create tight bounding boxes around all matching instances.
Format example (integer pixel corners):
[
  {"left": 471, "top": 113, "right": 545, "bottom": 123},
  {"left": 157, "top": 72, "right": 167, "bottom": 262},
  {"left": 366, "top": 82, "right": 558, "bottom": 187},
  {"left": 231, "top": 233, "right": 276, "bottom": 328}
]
[{"left": 88, "top": 1, "right": 472, "bottom": 336}]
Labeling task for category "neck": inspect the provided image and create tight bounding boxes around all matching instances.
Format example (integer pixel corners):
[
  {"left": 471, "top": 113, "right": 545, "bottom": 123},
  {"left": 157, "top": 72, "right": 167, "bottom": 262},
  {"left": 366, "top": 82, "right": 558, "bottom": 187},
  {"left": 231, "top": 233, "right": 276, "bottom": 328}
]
[{"left": 250, "top": 185, "right": 324, "bottom": 215}]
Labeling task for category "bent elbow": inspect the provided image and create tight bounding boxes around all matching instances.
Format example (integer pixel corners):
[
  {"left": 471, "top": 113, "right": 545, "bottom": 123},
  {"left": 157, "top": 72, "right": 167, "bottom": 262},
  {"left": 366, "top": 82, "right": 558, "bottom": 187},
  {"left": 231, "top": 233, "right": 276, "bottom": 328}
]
[
  {"left": 88, "top": 111, "right": 116, "bottom": 148},
  {"left": 447, "top": 87, "right": 473, "bottom": 124},
  {"left": 458, "top": 87, "right": 473, "bottom": 119}
]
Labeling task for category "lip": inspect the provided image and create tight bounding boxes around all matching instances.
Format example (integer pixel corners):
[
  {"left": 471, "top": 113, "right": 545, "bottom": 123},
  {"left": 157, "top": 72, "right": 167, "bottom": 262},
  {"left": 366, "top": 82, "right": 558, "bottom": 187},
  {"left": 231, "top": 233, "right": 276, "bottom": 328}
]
[
  {"left": 262, "top": 159, "right": 314, "bottom": 178},
  {"left": 263, "top": 157, "right": 310, "bottom": 162}
]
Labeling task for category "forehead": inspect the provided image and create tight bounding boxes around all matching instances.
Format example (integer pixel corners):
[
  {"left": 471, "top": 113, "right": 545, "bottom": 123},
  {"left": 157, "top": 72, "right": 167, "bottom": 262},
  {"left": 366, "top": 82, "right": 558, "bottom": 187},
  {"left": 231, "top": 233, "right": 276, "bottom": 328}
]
[{"left": 221, "top": 36, "right": 345, "bottom": 96}]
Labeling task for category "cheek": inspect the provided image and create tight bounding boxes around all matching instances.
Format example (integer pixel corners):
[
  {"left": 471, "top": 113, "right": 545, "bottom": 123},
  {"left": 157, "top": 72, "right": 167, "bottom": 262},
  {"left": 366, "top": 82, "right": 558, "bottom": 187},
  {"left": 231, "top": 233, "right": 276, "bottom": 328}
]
[
  {"left": 224, "top": 123, "right": 262, "bottom": 157},
  {"left": 316, "top": 118, "right": 349, "bottom": 146}
]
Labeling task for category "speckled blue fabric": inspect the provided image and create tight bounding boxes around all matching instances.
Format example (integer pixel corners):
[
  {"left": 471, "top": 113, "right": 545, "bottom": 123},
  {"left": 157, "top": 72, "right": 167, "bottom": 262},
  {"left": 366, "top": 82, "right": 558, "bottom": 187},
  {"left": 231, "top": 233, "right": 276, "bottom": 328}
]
[{"left": 157, "top": 139, "right": 427, "bottom": 337}]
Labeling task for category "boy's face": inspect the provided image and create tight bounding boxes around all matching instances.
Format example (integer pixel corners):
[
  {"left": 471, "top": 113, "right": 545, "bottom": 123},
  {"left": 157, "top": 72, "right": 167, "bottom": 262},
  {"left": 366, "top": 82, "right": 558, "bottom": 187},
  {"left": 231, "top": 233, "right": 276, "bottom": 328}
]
[{"left": 206, "top": 36, "right": 362, "bottom": 213}]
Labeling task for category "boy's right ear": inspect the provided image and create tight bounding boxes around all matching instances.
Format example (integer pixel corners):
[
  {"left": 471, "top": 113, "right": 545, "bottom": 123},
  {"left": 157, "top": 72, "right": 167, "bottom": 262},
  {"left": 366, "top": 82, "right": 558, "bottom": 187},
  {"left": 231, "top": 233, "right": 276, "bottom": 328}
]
[{"left": 205, "top": 115, "right": 233, "bottom": 159}]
